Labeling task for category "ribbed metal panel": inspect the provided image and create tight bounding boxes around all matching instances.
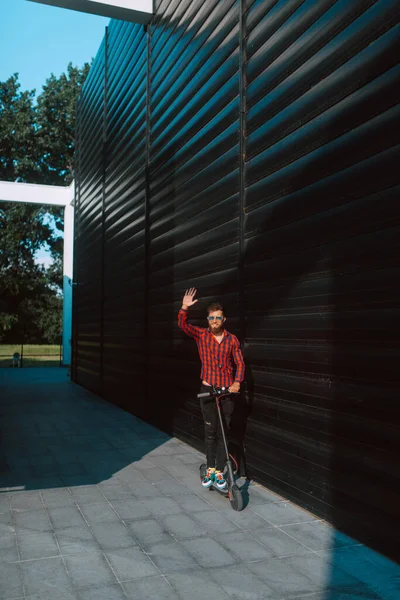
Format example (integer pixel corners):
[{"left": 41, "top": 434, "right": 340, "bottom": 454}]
[
  {"left": 73, "top": 37, "right": 106, "bottom": 394},
  {"left": 102, "top": 20, "right": 148, "bottom": 410},
  {"left": 74, "top": 0, "right": 400, "bottom": 559},
  {"left": 147, "top": 0, "right": 241, "bottom": 436},
  {"left": 243, "top": 0, "right": 400, "bottom": 553}
]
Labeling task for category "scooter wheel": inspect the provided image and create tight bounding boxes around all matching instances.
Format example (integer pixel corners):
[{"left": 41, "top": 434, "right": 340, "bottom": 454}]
[{"left": 228, "top": 484, "right": 244, "bottom": 511}]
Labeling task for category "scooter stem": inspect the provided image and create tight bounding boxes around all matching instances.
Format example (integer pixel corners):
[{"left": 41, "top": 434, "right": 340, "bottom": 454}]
[{"left": 215, "top": 397, "right": 235, "bottom": 485}]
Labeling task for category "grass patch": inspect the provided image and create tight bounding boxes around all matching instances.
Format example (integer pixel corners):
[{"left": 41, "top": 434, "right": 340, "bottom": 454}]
[{"left": 0, "top": 345, "right": 61, "bottom": 368}]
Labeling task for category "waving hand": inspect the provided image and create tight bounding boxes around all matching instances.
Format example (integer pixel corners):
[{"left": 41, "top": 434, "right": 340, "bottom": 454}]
[{"left": 182, "top": 288, "right": 198, "bottom": 309}]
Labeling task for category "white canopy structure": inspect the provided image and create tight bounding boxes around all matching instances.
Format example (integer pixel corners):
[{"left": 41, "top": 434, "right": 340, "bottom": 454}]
[
  {"left": 28, "top": 0, "right": 153, "bottom": 24},
  {"left": 0, "top": 180, "right": 75, "bottom": 366}
]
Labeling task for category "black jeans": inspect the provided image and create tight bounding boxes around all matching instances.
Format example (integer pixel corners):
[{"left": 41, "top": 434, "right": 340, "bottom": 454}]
[{"left": 200, "top": 384, "right": 234, "bottom": 471}]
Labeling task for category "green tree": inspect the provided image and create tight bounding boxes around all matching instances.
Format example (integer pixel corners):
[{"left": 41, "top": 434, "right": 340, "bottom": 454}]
[
  {"left": 0, "top": 63, "right": 90, "bottom": 343},
  {"left": 0, "top": 74, "right": 39, "bottom": 182},
  {"left": 36, "top": 62, "right": 91, "bottom": 185}
]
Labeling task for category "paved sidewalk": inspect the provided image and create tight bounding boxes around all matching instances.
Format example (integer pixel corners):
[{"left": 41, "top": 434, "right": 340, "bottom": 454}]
[{"left": 0, "top": 369, "right": 398, "bottom": 600}]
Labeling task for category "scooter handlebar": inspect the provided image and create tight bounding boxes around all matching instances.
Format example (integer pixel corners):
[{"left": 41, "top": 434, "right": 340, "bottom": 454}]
[{"left": 197, "top": 387, "right": 240, "bottom": 399}]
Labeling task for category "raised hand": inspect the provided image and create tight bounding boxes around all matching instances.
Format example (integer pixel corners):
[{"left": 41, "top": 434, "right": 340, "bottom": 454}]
[{"left": 182, "top": 288, "right": 198, "bottom": 309}]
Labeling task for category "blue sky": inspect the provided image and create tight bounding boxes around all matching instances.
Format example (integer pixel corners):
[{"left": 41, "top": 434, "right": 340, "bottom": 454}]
[
  {"left": 0, "top": 0, "right": 109, "bottom": 95},
  {"left": 1, "top": 1, "right": 109, "bottom": 265}
]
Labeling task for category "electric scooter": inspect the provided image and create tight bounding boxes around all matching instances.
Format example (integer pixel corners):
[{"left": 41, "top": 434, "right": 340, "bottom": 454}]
[{"left": 197, "top": 386, "right": 244, "bottom": 511}]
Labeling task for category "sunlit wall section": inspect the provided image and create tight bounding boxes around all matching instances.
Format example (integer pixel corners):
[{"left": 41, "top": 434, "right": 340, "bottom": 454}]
[
  {"left": 73, "top": 36, "right": 107, "bottom": 393},
  {"left": 102, "top": 20, "right": 148, "bottom": 410}
]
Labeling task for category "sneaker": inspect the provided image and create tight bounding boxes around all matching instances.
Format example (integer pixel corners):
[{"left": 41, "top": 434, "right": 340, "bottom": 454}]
[
  {"left": 201, "top": 468, "right": 215, "bottom": 488},
  {"left": 215, "top": 471, "right": 227, "bottom": 491}
]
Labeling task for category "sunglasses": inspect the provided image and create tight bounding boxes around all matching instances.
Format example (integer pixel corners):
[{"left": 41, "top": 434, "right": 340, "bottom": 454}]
[{"left": 207, "top": 316, "right": 223, "bottom": 321}]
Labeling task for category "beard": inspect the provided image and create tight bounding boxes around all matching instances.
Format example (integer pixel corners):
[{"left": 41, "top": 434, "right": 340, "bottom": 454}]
[{"left": 210, "top": 324, "right": 224, "bottom": 335}]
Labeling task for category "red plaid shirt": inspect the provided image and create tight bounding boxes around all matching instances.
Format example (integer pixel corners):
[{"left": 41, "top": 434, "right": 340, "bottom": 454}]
[{"left": 178, "top": 309, "right": 245, "bottom": 387}]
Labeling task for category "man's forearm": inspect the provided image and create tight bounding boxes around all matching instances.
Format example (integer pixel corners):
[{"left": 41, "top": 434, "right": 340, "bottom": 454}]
[{"left": 181, "top": 304, "right": 189, "bottom": 310}]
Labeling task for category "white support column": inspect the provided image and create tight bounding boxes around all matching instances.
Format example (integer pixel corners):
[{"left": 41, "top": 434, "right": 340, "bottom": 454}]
[{"left": 62, "top": 201, "right": 74, "bottom": 366}]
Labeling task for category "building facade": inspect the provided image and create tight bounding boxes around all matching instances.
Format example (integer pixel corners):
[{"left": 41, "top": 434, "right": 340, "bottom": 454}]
[{"left": 73, "top": 0, "right": 400, "bottom": 559}]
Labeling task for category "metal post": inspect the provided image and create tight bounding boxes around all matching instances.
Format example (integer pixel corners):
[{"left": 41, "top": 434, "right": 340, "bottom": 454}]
[{"left": 62, "top": 201, "right": 74, "bottom": 366}]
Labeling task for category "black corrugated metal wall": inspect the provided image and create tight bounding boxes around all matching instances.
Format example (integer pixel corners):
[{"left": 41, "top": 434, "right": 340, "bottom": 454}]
[{"left": 73, "top": 0, "right": 400, "bottom": 559}]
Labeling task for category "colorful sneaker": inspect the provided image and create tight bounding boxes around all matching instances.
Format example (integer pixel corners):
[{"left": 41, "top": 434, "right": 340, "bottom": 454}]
[
  {"left": 201, "top": 467, "right": 216, "bottom": 488},
  {"left": 215, "top": 471, "right": 227, "bottom": 491}
]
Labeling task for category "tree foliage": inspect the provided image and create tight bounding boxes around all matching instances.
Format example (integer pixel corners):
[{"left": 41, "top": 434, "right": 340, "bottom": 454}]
[{"left": 0, "top": 63, "right": 90, "bottom": 343}]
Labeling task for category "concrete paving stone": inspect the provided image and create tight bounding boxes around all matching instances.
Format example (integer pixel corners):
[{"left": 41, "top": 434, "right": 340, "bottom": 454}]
[
  {"left": 87, "top": 438, "right": 115, "bottom": 451},
  {"left": 29, "top": 475, "right": 66, "bottom": 490},
  {"left": 247, "top": 557, "right": 319, "bottom": 597},
  {"left": 160, "top": 513, "right": 205, "bottom": 541},
  {"left": 222, "top": 506, "right": 274, "bottom": 531},
  {"left": 216, "top": 530, "right": 273, "bottom": 562},
  {"left": 144, "top": 497, "right": 182, "bottom": 518},
  {"left": 153, "top": 479, "right": 193, "bottom": 497},
  {"left": 64, "top": 553, "right": 117, "bottom": 588},
  {"left": 0, "top": 510, "right": 13, "bottom": 525},
  {"left": 76, "top": 583, "right": 127, "bottom": 600},
  {"left": 48, "top": 506, "right": 86, "bottom": 529},
  {"left": 55, "top": 526, "right": 101, "bottom": 556},
  {"left": 316, "top": 546, "right": 400, "bottom": 597},
  {"left": 141, "top": 466, "right": 172, "bottom": 482},
  {"left": 69, "top": 486, "right": 105, "bottom": 505},
  {"left": 129, "top": 458, "right": 156, "bottom": 471},
  {"left": 13, "top": 509, "right": 52, "bottom": 533},
  {"left": 190, "top": 509, "right": 240, "bottom": 535},
  {"left": 116, "top": 466, "right": 148, "bottom": 482},
  {"left": 0, "top": 495, "right": 10, "bottom": 512},
  {"left": 167, "top": 569, "right": 231, "bottom": 600},
  {"left": 247, "top": 553, "right": 358, "bottom": 597},
  {"left": 126, "top": 518, "right": 174, "bottom": 548},
  {"left": 79, "top": 502, "right": 120, "bottom": 525},
  {"left": 20, "top": 556, "right": 71, "bottom": 596},
  {"left": 146, "top": 541, "right": 198, "bottom": 573},
  {"left": 287, "top": 553, "right": 360, "bottom": 589},
  {"left": 9, "top": 492, "right": 43, "bottom": 512},
  {"left": 163, "top": 465, "right": 195, "bottom": 481},
  {"left": 252, "top": 501, "right": 317, "bottom": 526},
  {"left": 0, "top": 533, "right": 18, "bottom": 563},
  {"left": 253, "top": 526, "right": 313, "bottom": 557},
  {"left": 25, "top": 589, "right": 79, "bottom": 600},
  {"left": 329, "top": 545, "right": 400, "bottom": 578},
  {"left": 281, "top": 521, "right": 359, "bottom": 552},
  {"left": 96, "top": 482, "right": 133, "bottom": 500},
  {"left": 110, "top": 498, "right": 152, "bottom": 521},
  {"left": 61, "top": 475, "right": 95, "bottom": 487},
  {"left": 147, "top": 455, "right": 177, "bottom": 468},
  {"left": 245, "top": 485, "right": 286, "bottom": 505},
  {"left": 123, "top": 575, "right": 179, "bottom": 600},
  {"left": 208, "top": 564, "right": 277, "bottom": 600},
  {"left": 145, "top": 446, "right": 171, "bottom": 458},
  {"left": 288, "top": 587, "right": 384, "bottom": 600},
  {"left": 0, "top": 523, "right": 16, "bottom": 540},
  {"left": 90, "top": 522, "right": 138, "bottom": 550},
  {"left": 182, "top": 537, "right": 237, "bottom": 568},
  {"left": 18, "top": 531, "right": 59, "bottom": 560},
  {"left": 41, "top": 488, "right": 76, "bottom": 508},
  {"left": 127, "top": 481, "right": 162, "bottom": 499},
  {"left": 55, "top": 462, "right": 87, "bottom": 476},
  {"left": 173, "top": 493, "right": 212, "bottom": 514},
  {"left": 105, "top": 546, "right": 159, "bottom": 581},
  {"left": 376, "top": 578, "right": 400, "bottom": 600},
  {"left": 173, "top": 453, "right": 204, "bottom": 465}
]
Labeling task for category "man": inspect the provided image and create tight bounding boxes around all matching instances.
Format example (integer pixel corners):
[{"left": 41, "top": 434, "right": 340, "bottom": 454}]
[{"left": 178, "top": 288, "right": 245, "bottom": 490}]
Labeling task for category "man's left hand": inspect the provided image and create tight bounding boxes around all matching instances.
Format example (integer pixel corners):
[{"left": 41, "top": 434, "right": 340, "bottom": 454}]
[{"left": 229, "top": 382, "right": 240, "bottom": 394}]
